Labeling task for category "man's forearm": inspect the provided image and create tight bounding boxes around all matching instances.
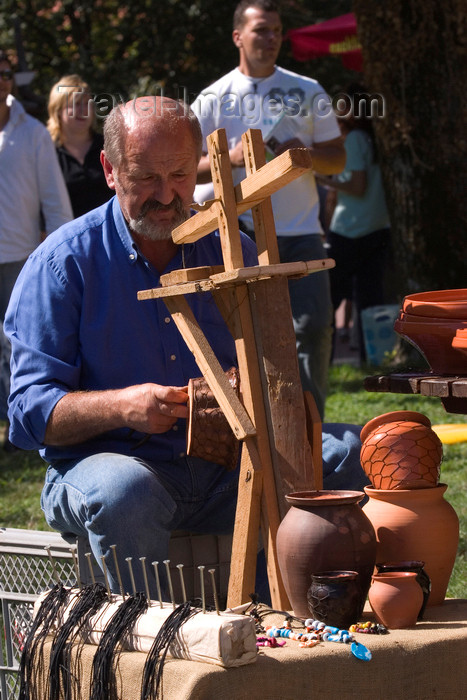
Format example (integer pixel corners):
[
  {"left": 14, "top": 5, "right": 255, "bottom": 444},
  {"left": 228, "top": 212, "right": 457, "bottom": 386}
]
[
  {"left": 44, "top": 389, "right": 127, "bottom": 446},
  {"left": 310, "top": 140, "right": 346, "bottom": 175},
  {"left": 196, "top": 154, "right": 213, "bottom": 184},
  {"left": 44, "top": 383, "right": 189, "bottom": 447}
]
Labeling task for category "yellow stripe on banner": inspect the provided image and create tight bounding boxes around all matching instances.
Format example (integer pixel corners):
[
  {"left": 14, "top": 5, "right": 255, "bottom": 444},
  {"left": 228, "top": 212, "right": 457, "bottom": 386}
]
[{"left": 432, "top": 424, "right": 467, "bottom": 444}]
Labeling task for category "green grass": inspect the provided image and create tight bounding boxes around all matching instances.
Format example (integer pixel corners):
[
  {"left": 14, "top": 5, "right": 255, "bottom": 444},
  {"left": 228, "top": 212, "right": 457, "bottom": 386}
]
[{"left": 0, "top": 363, "right": 466, "bottom": 598}]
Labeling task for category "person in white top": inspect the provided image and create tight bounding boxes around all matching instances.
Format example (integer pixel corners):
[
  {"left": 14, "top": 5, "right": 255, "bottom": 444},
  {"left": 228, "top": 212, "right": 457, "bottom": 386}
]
[
  {"left": 191, "top": 1, "right": 345, "bottom": 419},
  {"left": 0, "top": 50, "right": 72, "bottom": 444}
]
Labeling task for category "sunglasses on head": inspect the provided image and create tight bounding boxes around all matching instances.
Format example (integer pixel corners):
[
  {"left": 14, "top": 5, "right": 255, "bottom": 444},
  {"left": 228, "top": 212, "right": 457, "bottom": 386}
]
[{"left": 0, "top": 70, "right": 13, "bottom": 80}]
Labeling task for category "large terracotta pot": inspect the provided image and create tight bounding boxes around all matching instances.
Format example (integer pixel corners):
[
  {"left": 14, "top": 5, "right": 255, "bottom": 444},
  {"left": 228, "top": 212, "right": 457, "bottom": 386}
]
[
  {"left": 363, "top": 484, "right": 459, "bottom": 605},
  {"left": 276, "top": 491, "right": 377, "bottom": 618},
  {"left": 360, "top": 411, "right": 443, "bottom": 490},
  {"left": 368, "top": 572, "right": 423, "bottom": 629}
]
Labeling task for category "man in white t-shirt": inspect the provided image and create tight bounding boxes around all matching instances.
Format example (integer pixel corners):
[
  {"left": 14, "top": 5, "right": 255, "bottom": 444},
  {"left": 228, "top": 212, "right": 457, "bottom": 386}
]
[
  {"left": 191, "top": 0, "right": 345, "bottom": 418},
  {"left": 0, "top": 50, "right": 72, "bottom": 447}
]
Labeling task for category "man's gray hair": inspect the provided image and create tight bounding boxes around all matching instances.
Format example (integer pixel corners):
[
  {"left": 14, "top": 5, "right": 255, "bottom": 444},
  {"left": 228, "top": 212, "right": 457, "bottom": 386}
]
[{"left": 103, "top": 99, "right": 203, "bottom": 167}]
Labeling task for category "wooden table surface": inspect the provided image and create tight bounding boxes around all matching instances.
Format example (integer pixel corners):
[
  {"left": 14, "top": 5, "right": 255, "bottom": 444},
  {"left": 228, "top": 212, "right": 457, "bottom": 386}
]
[{"left": 364, "top": 371, "right": 467, "bottom": 414}]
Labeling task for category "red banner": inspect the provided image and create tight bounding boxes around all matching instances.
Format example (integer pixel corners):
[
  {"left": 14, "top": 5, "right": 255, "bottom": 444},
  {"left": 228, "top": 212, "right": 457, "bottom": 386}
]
[{"left": 286, "top": 13, "right": 363, "bottom": 71}]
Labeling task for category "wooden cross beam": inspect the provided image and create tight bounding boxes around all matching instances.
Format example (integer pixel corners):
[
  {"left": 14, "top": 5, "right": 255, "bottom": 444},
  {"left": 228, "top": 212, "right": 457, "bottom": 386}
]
[{"left": 138, "top": 128, "right": 332, "bottom": 608}]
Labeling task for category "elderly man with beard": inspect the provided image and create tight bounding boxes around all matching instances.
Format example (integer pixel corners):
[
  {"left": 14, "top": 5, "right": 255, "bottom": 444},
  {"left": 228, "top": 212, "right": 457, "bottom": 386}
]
[{"left": 5, "top": 96, "right": 366, "bottom": 599}]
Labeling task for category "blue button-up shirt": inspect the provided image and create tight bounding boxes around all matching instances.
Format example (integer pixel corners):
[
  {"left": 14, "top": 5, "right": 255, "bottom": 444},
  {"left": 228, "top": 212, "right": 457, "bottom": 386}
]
[{"left": 5, "top": 196, "right": 258, "bottom": 463}]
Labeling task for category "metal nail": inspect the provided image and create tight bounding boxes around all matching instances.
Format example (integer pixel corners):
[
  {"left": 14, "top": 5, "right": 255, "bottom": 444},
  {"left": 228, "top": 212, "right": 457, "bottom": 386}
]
[
  {"left": 100, "top": 555, "right": 112, "bottom": 599},
  {"left": 163, "top": 559, "right": 176, "bottom": 609},
  {"left": 139, "top": 557, "right": 151, "bottom": 601},
  {"left": 208, "top": 568, "right": 220, "bottom": 615},
  {"left": 176, "top": 563, "right": 187, "bottom": 603},
  {"left": 125, "top": 557, "right": 136, "bottom": 595},
  {"left": 85, "top": 552, "right": 96, "bottom": 585},
  {"left": 110, "top": 544, "right": 125, "bottom": 599},
  {"left": 69, "top": 546, "right": 81, "bottom": 589},
  {"left": 152, "top": 561, "right": 163, "bottom": 608},
  {"left": 198, "top": 565, "right": 206, "bottom": 613},
  {"left": 45, "top": 546, "right": 60, "bottom": 584}
]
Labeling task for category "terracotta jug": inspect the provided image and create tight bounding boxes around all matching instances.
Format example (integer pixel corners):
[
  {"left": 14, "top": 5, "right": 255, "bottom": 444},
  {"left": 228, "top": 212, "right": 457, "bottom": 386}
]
[
  {"left": 363, "top": 484, "right": 459, "bottom": 605},
  {"left": 276, "top": 491, "right": 377, "bottom": 618},
  {"left": 368, "top": 572, "right": 423, "bottom": 628},
  {"left": 360, "top": 411, "right": 442, "bottom": 490}
]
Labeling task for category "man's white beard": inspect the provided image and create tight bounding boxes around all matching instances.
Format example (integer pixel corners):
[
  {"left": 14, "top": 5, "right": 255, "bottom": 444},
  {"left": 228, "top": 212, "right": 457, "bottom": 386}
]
[
  {"left": 128, "top": 213, "right": 187, "bottom": 241},
  {"left": 129, "top": 196, "right": 189, "bottom": 241}
]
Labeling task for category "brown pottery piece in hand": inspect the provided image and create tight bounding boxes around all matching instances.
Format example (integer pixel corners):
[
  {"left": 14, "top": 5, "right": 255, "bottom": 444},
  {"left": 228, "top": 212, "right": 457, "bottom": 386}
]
[{"left": 186, "top": 367, "right": 240, "bottom": 471}]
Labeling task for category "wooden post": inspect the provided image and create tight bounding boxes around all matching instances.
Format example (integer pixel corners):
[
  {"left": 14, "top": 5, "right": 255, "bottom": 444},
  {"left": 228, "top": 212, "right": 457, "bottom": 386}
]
[{"left": 138, "top": 128, "right": 332, "bottom": 607}]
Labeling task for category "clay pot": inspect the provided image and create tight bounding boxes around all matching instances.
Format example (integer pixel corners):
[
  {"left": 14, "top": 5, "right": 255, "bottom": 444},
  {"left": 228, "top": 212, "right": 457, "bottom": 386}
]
[
  {"left": 363, "top": 484, "right": 459, "bottom": 605},
  {"left": 368, "top": 572, "right": 423, "bottom": 629},
  {"left": 186, "top": 367, "right": 240, "bottom": 471},
  {"left": 453, "top": 328, "right": 467, "bottom": 357},
  {"left": 276, "top": 491, "right": 377, "bottom": 619},
  {"left": 360, "top": 411, "right": 442, "bottom": 490},
  {"left": 376, "top": 560, "right": 431, "bottom": 620},
  {"left": 402, "top": 288, "right": 467, "bottom": 319},
  {"left": 394, "top": 315, "right": 467, "bottom": 374},
  {"left": 307, "top": 570, "right": 362, "bottom": 629}
]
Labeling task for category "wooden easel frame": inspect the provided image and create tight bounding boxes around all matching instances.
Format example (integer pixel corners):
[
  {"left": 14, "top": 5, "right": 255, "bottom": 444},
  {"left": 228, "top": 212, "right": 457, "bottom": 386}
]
[{"left": 138, "top": 129, "right": 333, "bottom": 608}]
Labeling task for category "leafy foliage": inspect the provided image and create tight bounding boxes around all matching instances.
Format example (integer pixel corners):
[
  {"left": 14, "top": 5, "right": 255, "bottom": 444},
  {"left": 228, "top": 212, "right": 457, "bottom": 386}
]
[{"left": 0, "top": 0, "right": 355, "bottom": 121}]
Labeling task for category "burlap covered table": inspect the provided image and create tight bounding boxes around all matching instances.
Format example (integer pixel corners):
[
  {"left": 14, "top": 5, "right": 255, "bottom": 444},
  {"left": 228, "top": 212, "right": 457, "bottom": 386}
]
[{"left": 33, "top": 599, "right": 467, "bottom": 699}]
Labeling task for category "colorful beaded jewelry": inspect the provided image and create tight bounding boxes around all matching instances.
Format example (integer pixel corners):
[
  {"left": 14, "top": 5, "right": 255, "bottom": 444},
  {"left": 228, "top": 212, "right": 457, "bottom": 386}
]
[{"left": 349, "top": 621, "right": 388, "bottom": 634}]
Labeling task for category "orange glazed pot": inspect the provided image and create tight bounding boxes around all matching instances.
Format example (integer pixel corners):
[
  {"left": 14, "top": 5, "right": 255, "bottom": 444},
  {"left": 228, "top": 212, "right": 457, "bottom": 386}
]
[
  {"left": 363, "top": 484, "right": 459, "bottom": 605},
  {"left": 360, "top": 411, "right": 442, "bottom": 490}
]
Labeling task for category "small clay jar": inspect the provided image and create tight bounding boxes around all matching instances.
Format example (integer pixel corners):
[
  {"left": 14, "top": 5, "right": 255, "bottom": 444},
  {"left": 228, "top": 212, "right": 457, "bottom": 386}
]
[
  {"left": 376, "top": 560, "right": 431, "bottom": 620},
  {"left": 360, "top": 411, "right": 442, "bottom": 489},
  {"left": 307, "top": 570, "right": 362, "bottom": 629},
  {"left": 368, "top": 571, "right": 423, "bottom": 629}
]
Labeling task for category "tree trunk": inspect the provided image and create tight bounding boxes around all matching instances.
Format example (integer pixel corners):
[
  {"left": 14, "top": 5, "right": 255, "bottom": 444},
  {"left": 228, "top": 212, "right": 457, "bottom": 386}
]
[{"left": 353, "top": 0, "right": 467, "bottom": 294}]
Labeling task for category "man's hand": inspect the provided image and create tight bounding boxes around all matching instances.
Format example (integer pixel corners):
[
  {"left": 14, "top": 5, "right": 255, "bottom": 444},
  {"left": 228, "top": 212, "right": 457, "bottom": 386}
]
[
  {"left": 120, "top": 383, "right": 188, "bottom": 434},
  {"left": 229, "top": 140, "right": 246, "bottom": 168},
  {"left": 272, "top": 137, "right": 305, "bottom": 155}
]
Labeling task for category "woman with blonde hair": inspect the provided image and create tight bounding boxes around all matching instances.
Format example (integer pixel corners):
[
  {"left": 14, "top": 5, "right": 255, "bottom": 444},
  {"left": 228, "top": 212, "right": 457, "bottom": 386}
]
[{"left": 47, "top": 74, "right": 112, "bottom": 217}]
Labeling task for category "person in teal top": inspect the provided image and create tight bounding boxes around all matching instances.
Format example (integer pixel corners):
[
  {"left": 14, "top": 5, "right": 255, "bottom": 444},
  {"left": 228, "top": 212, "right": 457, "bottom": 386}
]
[{"left": 317, "top": 85, "right": 392, "bottom": 361}]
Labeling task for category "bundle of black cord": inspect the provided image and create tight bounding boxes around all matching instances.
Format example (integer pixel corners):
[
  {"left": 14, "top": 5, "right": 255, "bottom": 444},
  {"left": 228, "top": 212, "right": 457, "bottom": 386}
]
[
  {"left": 48, "top": 583, "right": 108, "bottom": 700},
  {"left": 89, "top": 591, "right": 148, "bottom": 700},
  {"left": 141, "top": 601, "right": 199, "bottom": 700},
  {"left": 18, "top": 583, "right": 71, "bottom": 700}
]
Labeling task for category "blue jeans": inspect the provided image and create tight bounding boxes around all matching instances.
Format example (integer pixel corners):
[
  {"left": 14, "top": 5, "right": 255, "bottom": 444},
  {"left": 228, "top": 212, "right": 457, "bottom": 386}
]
[
  {"left": 41, "top": 424, "right": 369, "bottom": 597},
  {"left": 277, "top": 235, "right": 333, "bottom": 420}
]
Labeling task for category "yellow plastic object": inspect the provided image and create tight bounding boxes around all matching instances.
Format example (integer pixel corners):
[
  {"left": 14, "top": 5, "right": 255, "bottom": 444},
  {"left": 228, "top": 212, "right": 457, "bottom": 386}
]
[{"left": 432, "top": 424, "right": 467, "bottom": 444}]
